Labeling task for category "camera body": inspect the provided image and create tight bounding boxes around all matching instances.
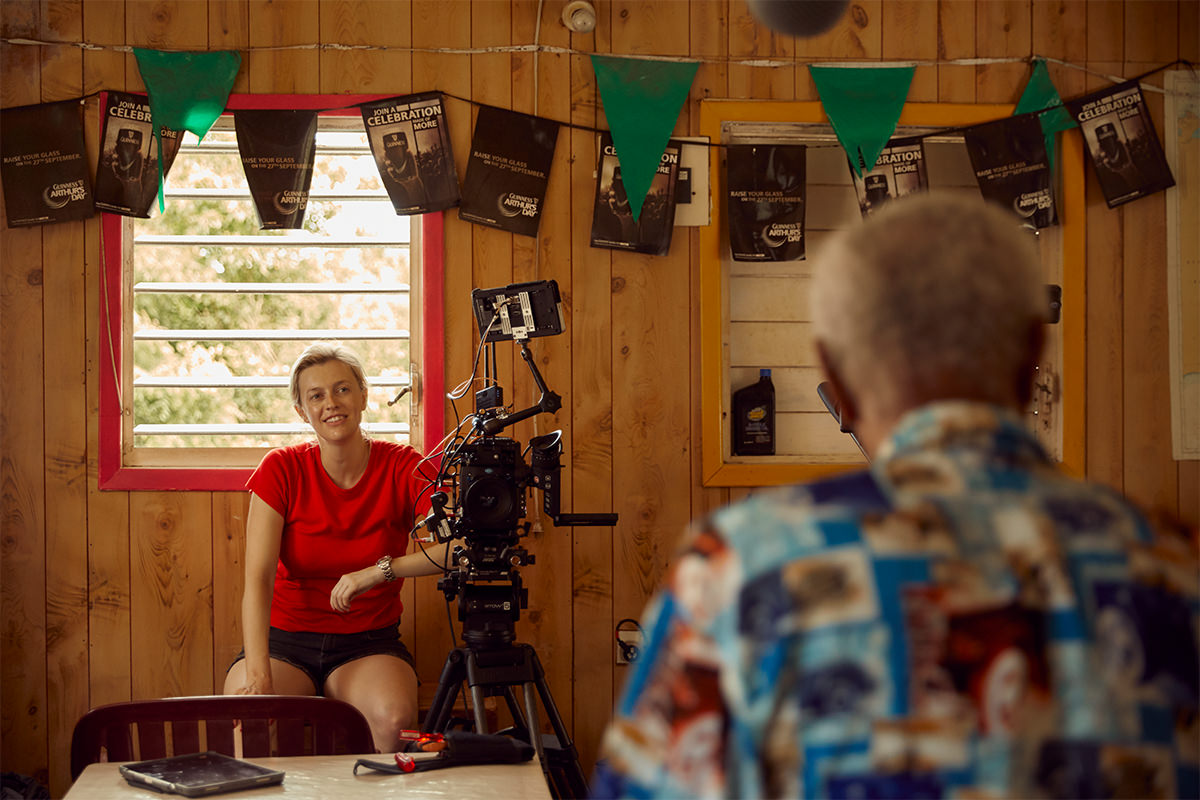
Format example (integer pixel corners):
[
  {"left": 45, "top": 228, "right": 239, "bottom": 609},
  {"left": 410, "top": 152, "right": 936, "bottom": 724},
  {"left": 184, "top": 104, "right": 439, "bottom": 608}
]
[{"left": 457, "top": 437, "right": 527, "bottom": 536}]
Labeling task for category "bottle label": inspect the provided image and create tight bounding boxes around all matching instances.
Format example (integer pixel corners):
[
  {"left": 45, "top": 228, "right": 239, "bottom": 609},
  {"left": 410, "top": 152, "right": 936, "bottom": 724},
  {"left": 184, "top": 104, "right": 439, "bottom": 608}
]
[{"left": 745, "top": 405, "right": 770, "bottom": 441}]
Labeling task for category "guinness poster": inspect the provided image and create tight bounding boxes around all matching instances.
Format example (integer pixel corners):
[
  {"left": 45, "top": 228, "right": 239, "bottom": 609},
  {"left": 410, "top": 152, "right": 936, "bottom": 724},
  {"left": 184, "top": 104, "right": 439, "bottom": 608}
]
[
  {"left": 850, "top": 137, "right": 927, "bottom": 218},
  {"left": 726, "top": 144, "right": 806, "bottom": 262},
  {"left": 459, "top": 105, "right": 559, "bottom": 237},
  {"left": 590, "top": 132, "right": 679, "bottom": 256},
  {"left": 963, "top": 114, "right": 1057, "bottom": 229},
  {"left": 94, "top": 91, "right": 183, "bottom": 218},
  {"left": 1066, "top": 80, "right": 1175, "bottom": 208},
  {"left": 1, "top": 99, "right": 94, "bottom": 227},
  {"left": 361, "top": 93, "right": 460, "bottom": 215},
  {"left": 234, "top": 109, "right": 318, "bottom": 230}
]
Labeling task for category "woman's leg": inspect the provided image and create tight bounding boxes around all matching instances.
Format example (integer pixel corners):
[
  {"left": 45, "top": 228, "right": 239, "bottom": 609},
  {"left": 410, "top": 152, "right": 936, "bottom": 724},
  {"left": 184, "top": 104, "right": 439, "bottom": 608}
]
[
  {"left": 324, "top": 654, "right": 419, "bottom": 753},
  {"left": 223, "top": 657, "right": 317, "bottom": 695}
]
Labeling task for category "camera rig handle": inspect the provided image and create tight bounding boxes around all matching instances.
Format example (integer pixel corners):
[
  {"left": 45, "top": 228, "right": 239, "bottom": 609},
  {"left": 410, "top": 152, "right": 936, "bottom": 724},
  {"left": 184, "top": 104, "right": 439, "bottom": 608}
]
[
  {"left": 478, "top": 342, "right": 561, "bottom": 436},
  {"left": 529, "top": 431, "right": 618, "bottom": 528}
]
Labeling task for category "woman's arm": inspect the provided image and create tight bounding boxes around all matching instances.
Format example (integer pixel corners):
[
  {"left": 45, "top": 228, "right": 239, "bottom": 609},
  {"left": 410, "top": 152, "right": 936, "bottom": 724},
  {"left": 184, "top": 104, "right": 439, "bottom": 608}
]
[
  {"left": 329, "top": 541, "right": 452, "bottom": 613},
  {"left": 237, "top": 494, "right": 285, "bottom": 693}
]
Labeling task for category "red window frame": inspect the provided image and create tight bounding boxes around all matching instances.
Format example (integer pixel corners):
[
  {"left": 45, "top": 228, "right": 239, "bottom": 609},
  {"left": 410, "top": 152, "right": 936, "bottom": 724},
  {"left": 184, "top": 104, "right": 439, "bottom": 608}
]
[{"left": 98, "top": 93, "right": 444, "bottom": 491}]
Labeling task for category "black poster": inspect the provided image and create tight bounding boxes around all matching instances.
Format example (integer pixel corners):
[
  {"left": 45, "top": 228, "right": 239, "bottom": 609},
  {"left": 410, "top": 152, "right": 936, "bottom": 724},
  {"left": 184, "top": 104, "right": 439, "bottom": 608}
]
[
  {"left": 459, "top": 105, "right": 559, "bottom": 237},
  {"left": 850, "top": 137, "right": 927, "bottom": 218},
  {"left": 94, "top": 91, "right": 183, "bottom": 218},
  {"left": 234, "top": 110, "right": 318, "bottom": 230},
  {"left": 590, "top": 132, "right": 679, "bottom": 256},
  {"left": 963, "top": 114, "right": 1057, "bottom": 229},
  {"left": 1066, "top": 80, "right": 1175, "bottom": 208},
  {"left": 0, "top": 99, "right": 94, "bottom": 227},
  {"left": 726, "top": 144, "right": 806, "bottom": 262},
  {"left": 361, "top": 93, "right": 460, "bottom": 215}
]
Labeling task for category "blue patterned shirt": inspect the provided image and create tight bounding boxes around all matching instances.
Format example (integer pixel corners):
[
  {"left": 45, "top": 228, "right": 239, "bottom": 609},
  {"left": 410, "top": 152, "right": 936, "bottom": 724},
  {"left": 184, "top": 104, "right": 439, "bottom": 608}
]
[{"left": 593, "top": 402, "right": 1198, "bottom": 799}]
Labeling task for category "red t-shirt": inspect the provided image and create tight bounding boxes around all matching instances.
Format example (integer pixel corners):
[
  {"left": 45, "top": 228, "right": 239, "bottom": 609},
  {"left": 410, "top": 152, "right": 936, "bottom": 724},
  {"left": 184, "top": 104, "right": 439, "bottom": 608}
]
[{"left": 246, "top": 440, "right": 433, "bottom": 633}]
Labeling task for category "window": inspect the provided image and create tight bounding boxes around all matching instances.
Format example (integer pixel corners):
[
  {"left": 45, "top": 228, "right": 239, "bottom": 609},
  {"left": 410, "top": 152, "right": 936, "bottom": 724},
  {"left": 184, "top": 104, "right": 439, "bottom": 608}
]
[
  {"left": 100, "top": 95, "right": 444, "bottom": 491},
  {"left": 698, "top": 100, "right": 1085, "bottom": 487}
]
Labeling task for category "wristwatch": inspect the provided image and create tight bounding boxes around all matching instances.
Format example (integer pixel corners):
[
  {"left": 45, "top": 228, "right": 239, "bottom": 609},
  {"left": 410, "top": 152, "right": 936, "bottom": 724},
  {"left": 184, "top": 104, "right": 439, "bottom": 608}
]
[{"left": 376, "top": 554, "right": 397, "bottom": 582}]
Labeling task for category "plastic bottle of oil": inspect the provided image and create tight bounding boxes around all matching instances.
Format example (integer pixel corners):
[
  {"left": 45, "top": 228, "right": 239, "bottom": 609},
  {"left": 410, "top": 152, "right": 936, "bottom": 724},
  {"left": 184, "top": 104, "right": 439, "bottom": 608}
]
[{"left": 732, "top": 368, "right": 775, "bottom": 455}]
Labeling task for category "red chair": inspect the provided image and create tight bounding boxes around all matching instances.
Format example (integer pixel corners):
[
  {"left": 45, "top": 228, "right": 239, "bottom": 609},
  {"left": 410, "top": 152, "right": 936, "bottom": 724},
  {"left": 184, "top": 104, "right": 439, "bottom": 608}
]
[{"left": 69, "top": 695, "right": 374, "bottom": 780}]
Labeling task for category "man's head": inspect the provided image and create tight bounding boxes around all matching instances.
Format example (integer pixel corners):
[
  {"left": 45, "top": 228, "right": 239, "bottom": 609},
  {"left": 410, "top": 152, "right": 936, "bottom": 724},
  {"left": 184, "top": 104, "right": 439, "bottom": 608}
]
[{"left": 810, "top": 192, "right": 1045, "bottom": 454}]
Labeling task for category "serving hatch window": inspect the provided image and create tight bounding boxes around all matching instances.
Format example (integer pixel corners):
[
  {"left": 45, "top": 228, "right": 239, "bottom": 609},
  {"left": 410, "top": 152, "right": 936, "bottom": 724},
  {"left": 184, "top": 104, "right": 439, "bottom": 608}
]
[{"left": 99, "top": 102, "right": 441, "bottom": 491}]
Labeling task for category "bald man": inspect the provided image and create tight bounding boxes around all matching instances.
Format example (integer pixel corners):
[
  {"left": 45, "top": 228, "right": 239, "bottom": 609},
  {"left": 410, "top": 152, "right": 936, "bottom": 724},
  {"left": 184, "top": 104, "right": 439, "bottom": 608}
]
[{"left": 592, "top": 193, "right": 1198, "bottom": 800}]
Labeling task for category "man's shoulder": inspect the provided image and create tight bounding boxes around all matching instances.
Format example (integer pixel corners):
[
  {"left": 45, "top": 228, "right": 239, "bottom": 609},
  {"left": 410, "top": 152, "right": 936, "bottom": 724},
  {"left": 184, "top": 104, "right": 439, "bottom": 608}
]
[
  {"left": 702, "top": 469, "right": 888, "bottom": 566},
  {"left": 718, "top": 469, "right": 888, "bottom": 524}
]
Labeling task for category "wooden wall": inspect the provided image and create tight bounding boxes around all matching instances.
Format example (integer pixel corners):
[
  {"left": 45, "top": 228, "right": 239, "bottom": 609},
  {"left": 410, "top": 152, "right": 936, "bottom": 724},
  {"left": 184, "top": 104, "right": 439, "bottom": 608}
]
[{"left": 2, "top": 1, "right": 1197, "bottom": 795}]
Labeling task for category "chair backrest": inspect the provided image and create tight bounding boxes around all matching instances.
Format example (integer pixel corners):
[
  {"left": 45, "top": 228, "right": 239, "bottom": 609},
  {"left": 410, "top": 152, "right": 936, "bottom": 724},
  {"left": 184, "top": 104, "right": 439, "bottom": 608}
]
[{"left": 69, "top": 695, "right": 374, "bottom": 780}]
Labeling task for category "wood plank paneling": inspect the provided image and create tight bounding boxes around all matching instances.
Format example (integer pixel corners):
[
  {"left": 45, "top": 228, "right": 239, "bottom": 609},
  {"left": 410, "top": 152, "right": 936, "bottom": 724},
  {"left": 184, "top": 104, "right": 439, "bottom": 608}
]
[
  {"left": 82, "top": 0, "right": 133, "bottom": 718},
  {"left": 569, "top": 0, "right": 616, "bottom": 772},
  {"left": 319, "top": 0, "right": 412, "bottom": 94},
  {"left": 40, "top": 2, "right": 89, "bottom": 794},
  {"left": 1, "top": 2, "right": 48, "bottom": 785},
  {"left": 1124, "top": 1, "right": 1177, "bottom": 64},
  {"left": 1087, "top": 0, "right": 1124, "bottom": 61},
  {"left": 1121, "top": 64, "right": 1178, "bottom": 517},
  {"left": 728, "top": 0, "right": 795, "bottom": 100},
  {"left": 130, "top": 494, "right": 214, "bottom": 697},
  {"left": 511, "top": 0, "right": 577, "bottom": 737},
  {"left": 247, "top": 0, "right": 320, "bottom": 92},
  {"left": 212, "top": 491, "right": 248, "bottom": 688},
  {"left": 410, "top": 0, "right": 471, "bottom": 694},
  {"left": 936, "top": 0, "right": 975, "bottom": 102},
  {"left": 687, "top": 0, "right": 731, "bottom": 554},
  {"left": 1, "top": 1, "right": 1197, "bottom": 790},
  {"left": 883, "top": 0, "right": 938, "bottom": 101},
  {"left": 609, "top": 0, "right": 693, "bottom": 628},
  {"left": 210, "top": 0, "right": 250, "bottom": 94}
]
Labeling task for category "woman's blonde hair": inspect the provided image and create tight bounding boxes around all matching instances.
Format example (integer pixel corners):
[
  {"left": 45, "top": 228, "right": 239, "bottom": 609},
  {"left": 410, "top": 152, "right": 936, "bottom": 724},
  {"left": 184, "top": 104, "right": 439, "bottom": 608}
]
[{"left": 288, "top": 342, "right": 368, "bottom": 406}]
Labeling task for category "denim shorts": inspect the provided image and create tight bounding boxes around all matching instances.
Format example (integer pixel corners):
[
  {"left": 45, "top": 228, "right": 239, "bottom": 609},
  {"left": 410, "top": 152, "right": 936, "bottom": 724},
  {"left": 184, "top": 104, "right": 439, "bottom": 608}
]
[{"left": 229, "top": 624, "right": 415, "bottom": 692}]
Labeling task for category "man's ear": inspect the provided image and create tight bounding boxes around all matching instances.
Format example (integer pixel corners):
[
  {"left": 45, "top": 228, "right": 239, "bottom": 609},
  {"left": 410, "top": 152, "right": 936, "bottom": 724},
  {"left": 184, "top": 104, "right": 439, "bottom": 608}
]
[
  {"left": 295, "top": 405, "right": 309, "bottom": 424},
  {"left": 1016, "top": 322, "right": 1045, "bottom": 407},
  {"left": 816, "top": 340, "right": 858, "bottom": 434}
]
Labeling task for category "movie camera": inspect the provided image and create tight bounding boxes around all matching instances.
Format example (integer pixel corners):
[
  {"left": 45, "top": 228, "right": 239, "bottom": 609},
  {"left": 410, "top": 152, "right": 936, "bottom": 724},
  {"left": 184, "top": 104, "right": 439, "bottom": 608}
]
[
  {"left": 418, "top": 279, "right": 616, "bottom": 650},
  {"left": 416, "top": 280, "right": 614, "bottom": 798}
]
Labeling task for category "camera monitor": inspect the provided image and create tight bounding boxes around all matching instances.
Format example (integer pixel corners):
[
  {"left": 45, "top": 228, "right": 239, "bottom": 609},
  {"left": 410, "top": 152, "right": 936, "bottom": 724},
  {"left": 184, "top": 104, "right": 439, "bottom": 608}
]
[{"left": 472, "top": 280, "right": 565, "bottom": 343}]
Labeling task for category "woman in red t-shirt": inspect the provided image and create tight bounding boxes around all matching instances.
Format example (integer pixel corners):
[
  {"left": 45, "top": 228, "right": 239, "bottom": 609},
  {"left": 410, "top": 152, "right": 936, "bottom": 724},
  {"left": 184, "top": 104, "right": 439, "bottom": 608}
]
[{"left": 223, "top": 342, "right": 449, "bottom": 752}]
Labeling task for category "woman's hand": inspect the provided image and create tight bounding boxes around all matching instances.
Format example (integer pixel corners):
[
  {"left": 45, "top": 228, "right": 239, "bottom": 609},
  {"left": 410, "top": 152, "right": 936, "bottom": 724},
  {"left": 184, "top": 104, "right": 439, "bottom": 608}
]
[
  {"left": 237, "top": 670, "right": 275, "bottom": 695},
  {"left": 330, "top": 566, "right": 382, "bottom": 613}
]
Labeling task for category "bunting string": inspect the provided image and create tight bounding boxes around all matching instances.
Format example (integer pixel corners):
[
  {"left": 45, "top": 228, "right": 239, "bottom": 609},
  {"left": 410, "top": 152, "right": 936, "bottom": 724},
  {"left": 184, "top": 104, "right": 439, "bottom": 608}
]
[
  {"left": 0, "top": 59, "right": 1191, "bottom": 155},
  {"left": 1, "top": 35, "right": 1195, "bottom": 95}
]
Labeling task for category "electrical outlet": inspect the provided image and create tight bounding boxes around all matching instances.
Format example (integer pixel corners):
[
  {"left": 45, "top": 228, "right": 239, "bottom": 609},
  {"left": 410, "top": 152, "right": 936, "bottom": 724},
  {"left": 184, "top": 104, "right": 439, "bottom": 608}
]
[{"left": 616, "top": 629, "right": 643, "bottom": 665}]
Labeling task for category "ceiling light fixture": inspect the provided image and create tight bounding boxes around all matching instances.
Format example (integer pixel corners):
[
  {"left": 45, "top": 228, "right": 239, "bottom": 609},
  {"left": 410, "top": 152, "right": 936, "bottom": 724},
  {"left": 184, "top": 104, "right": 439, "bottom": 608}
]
[{"left": 561, "top": 0, "right": 597, "bottom": 34}]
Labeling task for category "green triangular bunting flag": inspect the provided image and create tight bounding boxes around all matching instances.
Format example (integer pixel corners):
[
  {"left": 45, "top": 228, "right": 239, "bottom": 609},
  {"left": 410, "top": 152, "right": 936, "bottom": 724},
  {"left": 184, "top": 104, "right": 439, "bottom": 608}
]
[
  {"left": 1014, "top": 58, "right": 1077, "bottom": 174},
  {"left": 134, "top": 48, "right": 242, "bottom": 210},
  {"left": 809, "top": 65, "right": 915, "bottom": 177},
  {"left": 591, "top": 55, "right": 698, "bottom": 220}
]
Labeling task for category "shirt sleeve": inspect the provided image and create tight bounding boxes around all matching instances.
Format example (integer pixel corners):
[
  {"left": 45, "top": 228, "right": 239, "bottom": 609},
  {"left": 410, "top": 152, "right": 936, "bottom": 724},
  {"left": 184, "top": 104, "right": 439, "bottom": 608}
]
[
  {"left": 591, "top": 523, "right": 735, "bottom": 799},
  {"left": 403, "top": 445, "right": 437, "bottom": 518},
  {"left": 246, "top": 447, "right": 292, "bottom": 518}
]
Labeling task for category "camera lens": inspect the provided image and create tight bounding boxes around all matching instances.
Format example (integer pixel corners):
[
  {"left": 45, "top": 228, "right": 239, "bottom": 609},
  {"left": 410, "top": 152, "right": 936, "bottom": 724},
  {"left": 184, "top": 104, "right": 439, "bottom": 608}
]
[{"left": 463, "top": 472, "right": 518, "bottom": 529}]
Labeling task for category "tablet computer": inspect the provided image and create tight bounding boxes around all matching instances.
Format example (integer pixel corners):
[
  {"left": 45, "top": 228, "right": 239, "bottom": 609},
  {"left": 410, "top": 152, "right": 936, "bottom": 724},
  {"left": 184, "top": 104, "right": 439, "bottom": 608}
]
[{"left": 118, "top": 751, "right": 284, "bottom": 796}]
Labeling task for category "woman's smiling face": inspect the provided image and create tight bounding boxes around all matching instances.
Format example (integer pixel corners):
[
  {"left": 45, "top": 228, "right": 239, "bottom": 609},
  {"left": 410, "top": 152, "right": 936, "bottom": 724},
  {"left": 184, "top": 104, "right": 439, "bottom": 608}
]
[{"left": 294, "top": 359, "right": 368, "bottom": 443}]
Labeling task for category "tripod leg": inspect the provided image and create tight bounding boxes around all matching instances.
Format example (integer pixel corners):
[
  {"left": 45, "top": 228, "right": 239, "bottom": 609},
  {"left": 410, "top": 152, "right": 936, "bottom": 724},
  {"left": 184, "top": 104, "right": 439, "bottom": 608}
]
[
  {"left": 500, "top": 687, "right": 532, "bottom": 741},
  {"left": 470, "top": 683, "right": 489, "bottom": 733},
  {"left": 422, "top": 649, "right": 466, "bottom": 734},
  {"left": 528, "top": 652, "right": 589, "bottom": 798},
  {"left": 522, "top": 681, "right": 559, "bottom": 795}
]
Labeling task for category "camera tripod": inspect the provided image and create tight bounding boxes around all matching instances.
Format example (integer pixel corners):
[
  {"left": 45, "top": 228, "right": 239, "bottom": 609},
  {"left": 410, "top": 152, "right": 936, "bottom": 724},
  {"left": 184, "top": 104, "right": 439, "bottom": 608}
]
[
  {"left": 420, "top": 564, "right": 587, "bottom": 800},
  {"left": 422, "top": 638, "right": 586, "bottom": 799}
]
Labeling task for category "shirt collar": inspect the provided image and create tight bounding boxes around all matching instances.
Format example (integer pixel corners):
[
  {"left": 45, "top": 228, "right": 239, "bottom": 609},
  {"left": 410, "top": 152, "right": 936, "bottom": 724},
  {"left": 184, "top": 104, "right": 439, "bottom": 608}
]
[{"left": 872, "top": 400, "right": 1051, "bottom": 469}]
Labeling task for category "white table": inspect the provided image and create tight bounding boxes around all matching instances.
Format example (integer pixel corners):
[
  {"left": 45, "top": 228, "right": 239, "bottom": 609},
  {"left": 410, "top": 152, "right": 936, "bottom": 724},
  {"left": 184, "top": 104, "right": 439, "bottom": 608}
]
[{"left": 64, "top": 752, "right": 554, "bottom": 799}]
